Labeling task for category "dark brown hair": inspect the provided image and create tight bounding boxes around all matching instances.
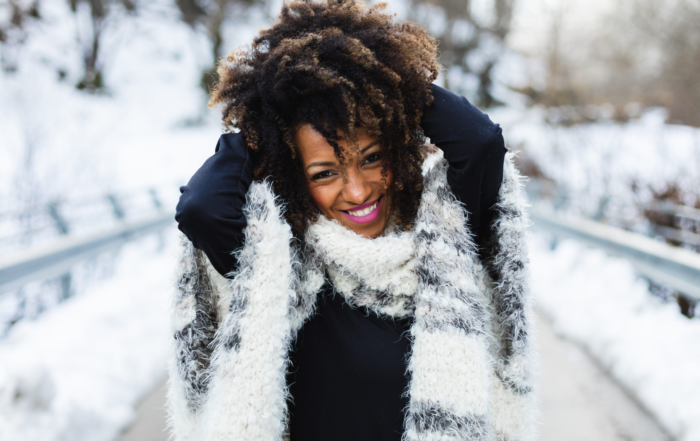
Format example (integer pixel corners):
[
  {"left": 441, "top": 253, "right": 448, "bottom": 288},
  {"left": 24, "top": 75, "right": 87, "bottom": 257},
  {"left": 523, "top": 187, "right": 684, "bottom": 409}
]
[{"left": 209, "top": 0, "right": 440, "bottom": 238}]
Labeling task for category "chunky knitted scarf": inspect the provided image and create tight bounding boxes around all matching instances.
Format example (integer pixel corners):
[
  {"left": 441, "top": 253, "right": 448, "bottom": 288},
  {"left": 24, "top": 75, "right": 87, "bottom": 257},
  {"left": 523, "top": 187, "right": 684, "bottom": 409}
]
[
  {"left": 167, "top": 152, "right": 538, "bottom": 441},
  {"left": 305, "top": 214, "right": 418, "bottom": 318}
]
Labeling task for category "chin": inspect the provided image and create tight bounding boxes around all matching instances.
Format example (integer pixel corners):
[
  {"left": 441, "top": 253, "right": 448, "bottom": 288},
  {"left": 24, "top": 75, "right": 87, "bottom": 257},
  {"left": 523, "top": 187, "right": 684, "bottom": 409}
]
[{"left": 355, "top": 223, "right": 385, "bottom": 239}]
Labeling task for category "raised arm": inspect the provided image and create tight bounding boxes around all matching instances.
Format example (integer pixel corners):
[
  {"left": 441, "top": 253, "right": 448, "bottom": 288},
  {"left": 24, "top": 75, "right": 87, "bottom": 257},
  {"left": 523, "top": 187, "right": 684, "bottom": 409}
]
[
  {"left": 421, "top": 84, "right": 507, "bottom": 254},
  {"left": 176, "top": 86, "right": 505, "bottom": 276},
  {"left": 175, "top": 133, "right": 253, "bottom": 277}
]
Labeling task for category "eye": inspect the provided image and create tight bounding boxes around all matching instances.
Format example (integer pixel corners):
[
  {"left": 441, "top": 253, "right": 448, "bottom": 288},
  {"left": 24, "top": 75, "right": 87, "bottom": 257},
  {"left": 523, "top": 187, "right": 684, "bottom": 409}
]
[
  {"left": 311, "top": 170, "right": 334, "bottom": 181},
  {"left": 363, "top": 153, "right": 381, "bottom": 165}
]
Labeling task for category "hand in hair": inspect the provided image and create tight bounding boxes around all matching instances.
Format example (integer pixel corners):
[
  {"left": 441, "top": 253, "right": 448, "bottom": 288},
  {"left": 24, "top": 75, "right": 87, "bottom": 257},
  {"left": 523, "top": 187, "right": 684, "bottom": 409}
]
[{"left": 209, "top": 0, "right": 441, "bottom": 238}]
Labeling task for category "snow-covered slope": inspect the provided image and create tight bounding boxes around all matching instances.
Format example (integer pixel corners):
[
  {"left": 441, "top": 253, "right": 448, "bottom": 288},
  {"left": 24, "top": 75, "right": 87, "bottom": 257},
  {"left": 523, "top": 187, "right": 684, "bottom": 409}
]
[
  {"left": 492, "top": 106, "right": 700, "bottom": 232},
  {"left": 0, "top": 0, "right": 274, "bottom": 214},
  {"left": 0, "top": 1, "right": 264, "bottom": 439},
  {"left": 0, "top": 232, "right": 176, "bottom": 441}
]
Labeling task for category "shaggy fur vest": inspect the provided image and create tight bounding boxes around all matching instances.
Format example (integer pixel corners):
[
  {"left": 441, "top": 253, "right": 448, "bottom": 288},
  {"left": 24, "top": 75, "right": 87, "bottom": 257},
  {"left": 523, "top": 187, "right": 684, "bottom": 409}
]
[{"left": 167, "top": 152, "right": 538, "bottom": 441}]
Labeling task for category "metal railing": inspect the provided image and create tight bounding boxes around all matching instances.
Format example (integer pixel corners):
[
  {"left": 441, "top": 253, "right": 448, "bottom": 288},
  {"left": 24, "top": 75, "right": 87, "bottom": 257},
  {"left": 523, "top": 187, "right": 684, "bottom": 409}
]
[
  {"left": 0, "top": 184, "right": 178, "bottom": 300},
  {"left": 0, "top": 213, "right": 172, "bottom": 295},
  {"left": 0, "top": 186, "right": 178, "bottom": 333},
  {"left": 531, "top": 206, "right": 700, "bottom": 303},
  {"left": 646, "top": 202, "right": 700, "bottom": 248},
  {"left": 527, "top": 177, "right": 700, "bottom": 250},
  {"left": 4, "top": 191, "right": 697, "bottom": 313}
]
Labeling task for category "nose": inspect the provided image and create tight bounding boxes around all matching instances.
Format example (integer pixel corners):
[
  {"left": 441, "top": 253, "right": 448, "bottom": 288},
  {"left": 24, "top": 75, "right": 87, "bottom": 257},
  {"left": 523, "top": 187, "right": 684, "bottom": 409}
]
[{"left": 341, "top": 166, "right": 373, "bottom": 206}]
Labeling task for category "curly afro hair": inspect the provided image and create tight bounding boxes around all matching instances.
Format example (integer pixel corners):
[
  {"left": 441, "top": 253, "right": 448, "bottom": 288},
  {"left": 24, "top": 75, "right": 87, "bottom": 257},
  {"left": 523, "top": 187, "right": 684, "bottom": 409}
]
[{"left": 209, "top": 0, "right": 441, "bottom": 238}]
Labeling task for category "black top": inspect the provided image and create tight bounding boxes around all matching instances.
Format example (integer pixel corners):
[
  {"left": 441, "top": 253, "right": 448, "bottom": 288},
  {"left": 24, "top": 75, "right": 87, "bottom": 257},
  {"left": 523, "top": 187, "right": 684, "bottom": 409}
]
[
  {"left": 175, "top": 84, "right": 507, "bottom": 441},
  {"left": 287, "top": 287, "right": 413, "bottom": 440}
]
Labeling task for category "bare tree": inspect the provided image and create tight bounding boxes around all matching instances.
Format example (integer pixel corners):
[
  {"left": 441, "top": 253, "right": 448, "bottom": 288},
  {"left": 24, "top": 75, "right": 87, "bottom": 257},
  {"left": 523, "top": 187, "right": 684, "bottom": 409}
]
[
  {"left": 408, "top": 0, "right": 515, "bottom": 107},
  {"left": 627, "top": 0, "right": 700, "bottom": 126},
  {"left": 68, "top": 0, "right": 137, "bottom": 91},
  {"left": 0, "top": 0, "right": 41, "bottom": 72},
  {"left": 513, "top": 0, "right": 700, "bottom": 127},
  {"left": 175, "top": 0, "right": 263, "bottom": 93}
]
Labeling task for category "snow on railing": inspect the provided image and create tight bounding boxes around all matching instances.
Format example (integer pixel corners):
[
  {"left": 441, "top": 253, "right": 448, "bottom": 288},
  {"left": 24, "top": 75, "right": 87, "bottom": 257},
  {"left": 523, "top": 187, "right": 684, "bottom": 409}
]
[
  {"left": 0, "top": 214, "right": 172, "bottom": 296},
  {"left": 0, "top": 187, "right": 177, "bottom": 333},
  {"left": 531, "top": 206, "right": 700, "bottom": 317},
  {"left": 526, "top": 177, "right": 700, "bottom": 250},
  {"left": 0, "top": 185, "right": 174, "bottom": 256}
]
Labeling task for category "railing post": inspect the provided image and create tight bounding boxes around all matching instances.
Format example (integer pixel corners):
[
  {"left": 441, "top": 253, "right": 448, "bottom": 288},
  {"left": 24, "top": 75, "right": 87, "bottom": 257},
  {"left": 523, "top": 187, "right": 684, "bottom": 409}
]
[
  {"left": 60, "top": 273, "right": 73, "bottom": 301},
  {"left": 47, "top": 201, "right": 72, "bottom": 301},
  {"left": 677, "top": 295, "right": 697, "bottom": 319},
  {"left": 149, "top": 188, "right": 163, "bottom": 211},
  {"left": 48, "top": 202, "right": 70, "bottom": 235},
  {"left": 146, "top": 189, "right": 166, "bottom": 250},
  {"left": 107, "top": 194, "right": 125, "bottom": 220}
]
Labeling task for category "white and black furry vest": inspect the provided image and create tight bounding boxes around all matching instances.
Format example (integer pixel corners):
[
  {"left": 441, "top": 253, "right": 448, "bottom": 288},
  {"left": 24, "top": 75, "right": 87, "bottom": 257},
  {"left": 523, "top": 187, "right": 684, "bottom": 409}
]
[{"left": 167, "top": 152, "right": 539, "bottom": 441}]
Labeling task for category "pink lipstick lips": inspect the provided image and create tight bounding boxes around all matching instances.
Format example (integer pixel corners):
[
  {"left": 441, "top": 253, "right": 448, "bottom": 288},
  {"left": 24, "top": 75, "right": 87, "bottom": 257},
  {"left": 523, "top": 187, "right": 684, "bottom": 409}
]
[{"left": 340, "top": 197, "right": 382, "bottom": 224}]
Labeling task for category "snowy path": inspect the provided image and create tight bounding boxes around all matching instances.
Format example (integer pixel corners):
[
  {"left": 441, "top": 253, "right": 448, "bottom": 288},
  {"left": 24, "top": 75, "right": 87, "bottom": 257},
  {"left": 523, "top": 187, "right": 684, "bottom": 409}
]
[
  {"left": 537, "top": 313, "right": 669, "bottom": 441},
  {"left": 117, "top": 379, "right": 168, "bottom": 441},
  {"left": 531, "top": 235, "right": 700, "bottom": 440},
  {"left": 116, "top": 312, "right": 669, "bottom": 441}
]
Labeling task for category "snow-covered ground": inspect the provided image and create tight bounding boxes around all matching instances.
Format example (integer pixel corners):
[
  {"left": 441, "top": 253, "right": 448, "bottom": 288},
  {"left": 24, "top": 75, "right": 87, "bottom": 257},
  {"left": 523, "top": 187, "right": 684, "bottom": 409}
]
[
  {"left": 490, "top": 104, "right": 700, "bottom": 441},
  {"left": 492, "top": 106, "right": 700, "bottom": 232},
  {"left": 0, "top": 0, "right": 261, "bottom": 439},
  {"left": 0, "top": 0, "right": 277, "bottom": 217},
  {"left": 0, "top": 0, "right": 230, "bottom": 262},
  {"left": 0, "top": 1, "right": 211, "bottom": 205},
  {"left": 0, "top": 231, "right": 177, "bottom": 441},
  {"left": 489, "top": 104, "right": 700, "bottom": 441},
  {"left": 531, "top": 233, "right": 700, "bottom": 441}
]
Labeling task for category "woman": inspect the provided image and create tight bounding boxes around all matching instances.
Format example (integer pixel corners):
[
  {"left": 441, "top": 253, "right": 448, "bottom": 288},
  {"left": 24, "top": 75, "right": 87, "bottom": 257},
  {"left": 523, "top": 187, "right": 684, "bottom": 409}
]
[{"left": 169, "top": 1, "right": 537, "bottom": 440}]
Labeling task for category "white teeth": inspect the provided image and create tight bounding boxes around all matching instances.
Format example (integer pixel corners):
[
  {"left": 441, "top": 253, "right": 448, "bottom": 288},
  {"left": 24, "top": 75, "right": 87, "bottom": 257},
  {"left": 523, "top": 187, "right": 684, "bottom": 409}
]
[{"left": 347, "top": 201, "right": 378, "bottom": 217}]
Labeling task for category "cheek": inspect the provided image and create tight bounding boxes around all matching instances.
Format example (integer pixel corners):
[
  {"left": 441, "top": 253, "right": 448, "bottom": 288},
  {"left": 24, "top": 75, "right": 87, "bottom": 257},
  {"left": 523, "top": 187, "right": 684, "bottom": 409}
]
[{"left": 307, "top": 184, "right": 337, "bottom": 214}]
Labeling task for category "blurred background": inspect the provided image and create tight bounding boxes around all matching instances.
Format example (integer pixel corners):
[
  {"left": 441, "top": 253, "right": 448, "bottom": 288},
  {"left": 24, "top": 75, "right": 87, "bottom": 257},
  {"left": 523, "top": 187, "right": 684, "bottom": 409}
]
[{"left": 0, "top": 0, "right": 698, "bottom": 440}]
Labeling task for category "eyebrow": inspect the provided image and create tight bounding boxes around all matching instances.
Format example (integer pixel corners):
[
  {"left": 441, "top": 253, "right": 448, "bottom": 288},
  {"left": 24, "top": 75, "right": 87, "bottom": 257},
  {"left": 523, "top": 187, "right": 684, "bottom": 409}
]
[
  {"left": 305, "top": 141, "right": 381, "bottom": 171},
  {"left": 306, "top": 161, "right": 336, "bottom": 171},
  {"left": 360, "top": 141, "right": 380, "bottom": 154}
]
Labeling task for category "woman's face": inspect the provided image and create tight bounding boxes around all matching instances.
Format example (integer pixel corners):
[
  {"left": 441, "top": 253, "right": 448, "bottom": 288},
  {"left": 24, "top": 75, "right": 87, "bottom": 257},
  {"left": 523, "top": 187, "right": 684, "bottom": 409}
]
[{"left": 295, "top": 124, "right": 393, "bottom": 238}]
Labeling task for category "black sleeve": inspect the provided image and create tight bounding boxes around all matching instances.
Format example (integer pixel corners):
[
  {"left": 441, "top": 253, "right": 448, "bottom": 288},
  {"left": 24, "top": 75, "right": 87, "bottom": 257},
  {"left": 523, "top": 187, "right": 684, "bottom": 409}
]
[
  {"left": 175, "top": 133, "right": 253, "bottom": 278},
  {"left": 420, "top": 84, "right": 508, "bottom": 253}
]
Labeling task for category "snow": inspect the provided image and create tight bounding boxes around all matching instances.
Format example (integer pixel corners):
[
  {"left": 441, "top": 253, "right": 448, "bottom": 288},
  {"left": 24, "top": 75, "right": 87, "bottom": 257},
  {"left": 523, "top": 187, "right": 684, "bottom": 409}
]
[
  {"left": 507, "top": 101, "right": 700, "bottom": 438},
  {"left": 0, "top": 0, "right": 223, "bottom": 257},
  {"left": 1, "top": 0, "right": 699, "bottom": 439},
  {"left": 0, "top": 0, "right": 267, "bottom": 439},
  {"left": 0, "top": 232, "right": 177, "bottom": 441},
  {"left": 0, "top": 0, "right": 272, "bottom": 215},
  {"left": 491, "top": 106, "right": 700, "bottom": 231},
  {"left": 531, "top": 233, "right": 700, "bottom": 441}
]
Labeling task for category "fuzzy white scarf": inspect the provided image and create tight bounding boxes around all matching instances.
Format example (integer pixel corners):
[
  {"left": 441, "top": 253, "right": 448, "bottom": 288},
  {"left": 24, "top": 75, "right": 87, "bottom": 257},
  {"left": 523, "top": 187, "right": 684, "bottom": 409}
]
[
  {"left": 167, "top": 152, "right": 538, "bottom": 441},
  {"left": 305, "top": 215, "right": 418, "bottom": 317}
]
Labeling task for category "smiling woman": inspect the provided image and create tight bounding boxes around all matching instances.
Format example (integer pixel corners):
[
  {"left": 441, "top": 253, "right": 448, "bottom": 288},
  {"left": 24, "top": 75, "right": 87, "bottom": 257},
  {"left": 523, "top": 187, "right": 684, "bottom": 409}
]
[
  {"left": 296, "top": 125, "right": 393, "bottom": 237},
  {"left": 170, "top": 1, "right": 538, "bottom": 440},
  {"left": 205, "top": 0, "right": 433, "bottom": 240}
]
